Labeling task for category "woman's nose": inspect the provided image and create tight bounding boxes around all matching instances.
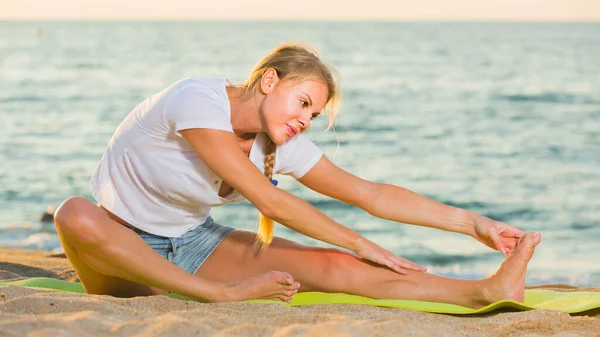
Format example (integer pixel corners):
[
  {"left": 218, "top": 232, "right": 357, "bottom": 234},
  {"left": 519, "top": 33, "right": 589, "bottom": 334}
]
[{"left": 298, "top": 116, "right": 310, "bottom": 129}]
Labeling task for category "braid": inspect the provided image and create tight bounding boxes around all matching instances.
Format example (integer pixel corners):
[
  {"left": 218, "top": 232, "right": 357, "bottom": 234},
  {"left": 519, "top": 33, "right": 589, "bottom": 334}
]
[
  {"left": 245, "top": 43, "right": 343, "bottom": 251},
  {"left": 256, "top": 136, "right": 277, "bottom": 251},
  {"left": 263, "top": 138, "right": 276, "bottom": 181}
]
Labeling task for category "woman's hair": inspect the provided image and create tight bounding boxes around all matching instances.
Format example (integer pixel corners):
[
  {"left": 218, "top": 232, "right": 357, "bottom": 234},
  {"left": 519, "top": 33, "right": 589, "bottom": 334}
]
[{"left": 240, "top": 43, "right": 342, "bottom": 251}]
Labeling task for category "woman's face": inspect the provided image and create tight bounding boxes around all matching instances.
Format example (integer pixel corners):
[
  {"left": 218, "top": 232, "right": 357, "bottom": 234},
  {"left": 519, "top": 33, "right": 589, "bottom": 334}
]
[{"left": 260, "top": 78, "right": 329, "bottom": 145}]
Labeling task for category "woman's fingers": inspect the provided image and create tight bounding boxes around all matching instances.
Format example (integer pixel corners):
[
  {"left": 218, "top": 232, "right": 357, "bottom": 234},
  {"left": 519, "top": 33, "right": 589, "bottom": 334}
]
[
  {"left": 490, "top": 228, "right": 508, "bottom": 254},
  {"left": 398, "top": 260, "right": 426, "bottom": 272},
  {"left": 499, "top": 230, "right": 521, "bottom": 247},
  {"left": 504, "top": 240, "right": 517, "bottom": 250},
  {"left": 498, "top": 222, "right": 525, "bottom": 238},
  {"left": 385, "top": 259, "right": 408, "bottom": 275},
  {"left": 356, "top": 239, "right": 427, "bottom": 275},
  {"left": 509, "top": 226, "right": 525, "bottom": 237},
  {"left": 388, "top": 256, "right": 427, "bottom": 273}
]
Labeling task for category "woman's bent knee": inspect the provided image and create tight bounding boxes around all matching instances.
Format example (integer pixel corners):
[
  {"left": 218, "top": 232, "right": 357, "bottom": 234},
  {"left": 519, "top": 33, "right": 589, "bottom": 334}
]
[{"left": 54, "top": 196, "right": 108, "bottom": 245}]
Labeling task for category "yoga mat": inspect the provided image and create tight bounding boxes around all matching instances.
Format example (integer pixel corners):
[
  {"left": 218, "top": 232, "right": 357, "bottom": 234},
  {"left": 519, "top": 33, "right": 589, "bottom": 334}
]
[{"left": 1, "top": 277, "right": 599, "bottom": 314}]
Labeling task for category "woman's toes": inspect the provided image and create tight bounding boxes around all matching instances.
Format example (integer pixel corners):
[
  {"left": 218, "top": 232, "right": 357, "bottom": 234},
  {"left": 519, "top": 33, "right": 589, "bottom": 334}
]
[
  {"left": 530, "top": 232, "right": 541, "bottom": 246},
  {"left": 284, "top": 289, "right": 297, "bottom": 297},
  {"left": 272, "top": 294, "right": 294, "bottom": 302},
  {"left": 518, "top": 232, "right": 541, "bottom": 246},
  {"left": 510, "top": 232, "right": 541, "bottom": 261},
  {"left": 283, "top": 282, "right": 301, "bottom": 291},
  {"left": 520, "top": 232, "right": 541, "bottom": 249},
  {"left": 266, "top": 271, "right": 294, "bottom": 285},
  {"left": 269, "top": 271, "right": 294, "bottom": 285}
]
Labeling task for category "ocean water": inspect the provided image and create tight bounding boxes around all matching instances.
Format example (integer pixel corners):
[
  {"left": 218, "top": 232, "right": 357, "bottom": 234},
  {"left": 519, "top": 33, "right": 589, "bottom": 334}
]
[{"left": 1, "top": 22, "right": 599, "bottom": 286}]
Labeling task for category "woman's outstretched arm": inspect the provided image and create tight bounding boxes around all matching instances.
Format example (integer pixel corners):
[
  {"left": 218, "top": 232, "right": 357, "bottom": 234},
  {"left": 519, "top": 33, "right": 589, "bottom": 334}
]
[
  {"left": 298, "top": 155, "right": 524, "bottom": 255},
  {"left": 180, "top": 128, "right": 425, "bottom": 274}
]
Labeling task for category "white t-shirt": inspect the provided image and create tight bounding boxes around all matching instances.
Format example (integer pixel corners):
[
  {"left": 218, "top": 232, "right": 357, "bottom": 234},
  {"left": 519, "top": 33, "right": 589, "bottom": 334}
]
[{"left": 91, "top": 78, "right": 323, "bottom": 237}]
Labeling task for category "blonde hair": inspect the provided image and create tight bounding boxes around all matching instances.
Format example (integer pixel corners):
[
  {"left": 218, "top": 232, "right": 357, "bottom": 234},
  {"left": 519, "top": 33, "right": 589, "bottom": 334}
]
[{"left": 241, "top": 43, "right": 342, "bottom": 251}]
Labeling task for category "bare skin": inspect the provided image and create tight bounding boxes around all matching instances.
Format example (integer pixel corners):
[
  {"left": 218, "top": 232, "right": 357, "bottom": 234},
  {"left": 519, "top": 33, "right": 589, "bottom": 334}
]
[
  {"left": 486, "top": 232, "right": 542, "bottom": 302},
  {"left": 54, "top": 196, "right": 540, "bottom": 308},
  {"left": 54, "top": 197, "right": 300, "bottom": 303},
  {"left": 54, "top": 65, "right": 541, "bottom": 308},
  {"left": 197, "top": 230, "right": 541, "bottom": 308}
]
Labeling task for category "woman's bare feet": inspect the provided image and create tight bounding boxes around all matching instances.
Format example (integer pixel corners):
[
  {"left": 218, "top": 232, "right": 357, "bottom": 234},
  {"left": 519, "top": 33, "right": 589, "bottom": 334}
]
[
  {"left": 483, "top": 232, "right": 541, "bottom": 304},
  {"left": 215, "top": 271, "right": 300, "bottom": 303}
]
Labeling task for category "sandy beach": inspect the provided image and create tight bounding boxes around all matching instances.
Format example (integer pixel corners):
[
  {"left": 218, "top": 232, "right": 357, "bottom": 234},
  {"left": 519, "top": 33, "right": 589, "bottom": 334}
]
[{"left": 0, "top": 248, "right": 598, "bottom": 336}]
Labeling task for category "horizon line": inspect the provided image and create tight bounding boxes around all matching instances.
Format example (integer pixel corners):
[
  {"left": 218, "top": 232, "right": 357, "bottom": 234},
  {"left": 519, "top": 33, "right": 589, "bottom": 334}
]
[{"left": 1, "top": 18, "right": 599, "bottom": 23}]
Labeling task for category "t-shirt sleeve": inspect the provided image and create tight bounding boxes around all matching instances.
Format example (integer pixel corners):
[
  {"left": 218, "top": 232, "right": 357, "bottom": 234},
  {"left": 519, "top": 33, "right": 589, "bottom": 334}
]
[
  {"left": 276, "top": 133, "right": 324, "bottom": 179},
  {"left": 163, "top": 85, "right": 233, "bottom": 137}
]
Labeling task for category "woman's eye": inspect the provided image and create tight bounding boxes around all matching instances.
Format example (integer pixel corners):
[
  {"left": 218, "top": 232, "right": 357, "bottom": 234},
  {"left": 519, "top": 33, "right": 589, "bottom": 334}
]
[
  {"left": 300, "top": 99, "right": 307, "bottom": 107},
  {"left": 311, "top": 113, "right": 320, "bottom": 120}
]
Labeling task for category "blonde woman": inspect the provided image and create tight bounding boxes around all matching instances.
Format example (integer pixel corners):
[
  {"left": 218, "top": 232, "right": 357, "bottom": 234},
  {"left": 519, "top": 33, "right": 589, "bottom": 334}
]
[{"left": 54, "top": 43, "right": 541, "bottom": 308}]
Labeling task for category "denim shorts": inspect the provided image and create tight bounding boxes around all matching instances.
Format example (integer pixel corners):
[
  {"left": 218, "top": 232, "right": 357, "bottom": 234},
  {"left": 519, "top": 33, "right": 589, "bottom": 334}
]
[{"left": 129, "top": 217, "right": 235, "bottom": 275}]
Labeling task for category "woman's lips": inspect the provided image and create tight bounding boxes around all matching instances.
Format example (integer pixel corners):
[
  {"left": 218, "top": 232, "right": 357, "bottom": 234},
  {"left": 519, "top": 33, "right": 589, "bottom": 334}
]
[{"left": 286, "top": 124, "right": 298, "bottom": 137}]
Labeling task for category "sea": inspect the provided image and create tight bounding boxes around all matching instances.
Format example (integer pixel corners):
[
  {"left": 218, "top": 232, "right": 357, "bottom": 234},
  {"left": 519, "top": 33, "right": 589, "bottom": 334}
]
[{"left": 1, "top": 21, "right": 599, "bottom": 286}]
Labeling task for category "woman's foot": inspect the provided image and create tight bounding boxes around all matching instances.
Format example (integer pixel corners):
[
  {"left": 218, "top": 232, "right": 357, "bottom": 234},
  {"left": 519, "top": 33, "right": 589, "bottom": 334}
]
[
  {"left": 217, "top": 271, "right": 300, "bottom": 303},
  {"left": 483, "top": 232, "right": 541, "bottom": 304}
]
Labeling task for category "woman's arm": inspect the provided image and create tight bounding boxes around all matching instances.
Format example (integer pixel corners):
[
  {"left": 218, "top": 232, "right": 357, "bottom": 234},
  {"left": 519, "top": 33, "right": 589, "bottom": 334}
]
[
  {"left": 180, "top": 129, "right": 424, "bottom": 273},
  {"left": 364, "top": 184, "right": 477, "bottom": 236},
  {"left": 180, "top": 129, "right": 361, "bottom": 249},
  {"left": 297, "top": 155, "right": 473, "bottom": 234},
  {"left": 298, "top": 155, "right": 524, "bottom": 254}
]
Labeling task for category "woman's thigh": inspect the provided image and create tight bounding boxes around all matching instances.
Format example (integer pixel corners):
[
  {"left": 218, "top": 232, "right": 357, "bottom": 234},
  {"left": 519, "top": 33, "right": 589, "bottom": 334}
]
[
  {"left": 195, "top": 230, "right": 395, "bottom": 293},
  {"left": 55, "top": 198, "right": 167, "bottom": 297}
]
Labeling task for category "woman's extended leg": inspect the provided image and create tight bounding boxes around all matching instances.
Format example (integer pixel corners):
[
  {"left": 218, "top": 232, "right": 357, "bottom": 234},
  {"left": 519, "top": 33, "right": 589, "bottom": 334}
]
[
  {"left": 54, "top": 197, "right": 300, "bottom": 302},
  {"left": 197, "top": 230, "right": 541, "bottom": 308}
]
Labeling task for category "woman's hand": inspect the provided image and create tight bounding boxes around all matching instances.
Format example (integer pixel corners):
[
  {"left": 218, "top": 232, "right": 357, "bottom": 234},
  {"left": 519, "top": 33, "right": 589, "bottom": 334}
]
[
  {"left": 472, "top": 214, "right": 525, "bottom": 255},
  {"left": 352, "top": 237, "right": 427, "bottom": 275}
]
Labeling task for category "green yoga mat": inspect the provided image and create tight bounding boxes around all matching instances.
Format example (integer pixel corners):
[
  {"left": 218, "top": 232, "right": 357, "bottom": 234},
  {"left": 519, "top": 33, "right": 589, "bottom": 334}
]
[{"left": 1, "top": 277, "right": 599, "bottom": 315}]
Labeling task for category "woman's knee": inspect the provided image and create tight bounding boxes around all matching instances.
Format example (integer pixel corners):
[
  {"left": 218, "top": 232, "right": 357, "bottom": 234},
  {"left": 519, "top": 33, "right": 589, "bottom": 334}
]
[
  {"left": 54, "top": 196, "right": 108, "bottom": 245},
  {"left": 312, "top": 248, "right": 363, "bottom": 292}
]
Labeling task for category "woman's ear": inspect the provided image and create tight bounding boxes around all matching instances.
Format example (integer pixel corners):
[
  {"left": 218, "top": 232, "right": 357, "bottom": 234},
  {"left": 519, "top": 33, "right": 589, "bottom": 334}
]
[{"left": 261, "top": 68, "right": 279, "bottom": 94}]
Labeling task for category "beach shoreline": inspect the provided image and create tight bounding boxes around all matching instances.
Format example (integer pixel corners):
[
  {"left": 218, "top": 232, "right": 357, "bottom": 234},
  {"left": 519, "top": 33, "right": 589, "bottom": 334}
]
[{"left": 1, "top": 247, "right": 599, "bottom": 336}]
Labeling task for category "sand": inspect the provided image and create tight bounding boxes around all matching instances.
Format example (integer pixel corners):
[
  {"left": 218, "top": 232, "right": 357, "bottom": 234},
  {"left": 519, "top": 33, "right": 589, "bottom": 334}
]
[{"left": 1, "top": 248, "right": 599, "bottom": 337}]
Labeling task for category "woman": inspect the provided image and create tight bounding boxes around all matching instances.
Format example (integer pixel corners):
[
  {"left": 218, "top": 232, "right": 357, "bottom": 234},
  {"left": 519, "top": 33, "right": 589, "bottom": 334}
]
[{"left": 54, "top": 43, "right": 541, "bottom": 308}]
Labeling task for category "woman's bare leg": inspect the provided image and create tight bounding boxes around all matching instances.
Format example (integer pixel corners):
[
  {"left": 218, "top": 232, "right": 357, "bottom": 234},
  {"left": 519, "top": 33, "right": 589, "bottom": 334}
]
[
  {"left": 54, "top": 197, "right": 299, "bottom": 302},
  {"left": 197, "top": 230, "right": 541, "bottom": 308}
]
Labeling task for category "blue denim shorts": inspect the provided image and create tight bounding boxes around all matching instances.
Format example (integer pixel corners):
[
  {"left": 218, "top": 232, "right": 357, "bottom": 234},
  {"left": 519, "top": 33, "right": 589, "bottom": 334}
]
[{"left": 129, "top": 217, "right": 235, "bottom": 275}]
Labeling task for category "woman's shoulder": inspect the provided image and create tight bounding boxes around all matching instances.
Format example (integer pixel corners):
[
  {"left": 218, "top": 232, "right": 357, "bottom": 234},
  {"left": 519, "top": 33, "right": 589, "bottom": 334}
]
[
  {"left": 161, "top": 77, "right": 229, "bottom": 107},
  {"left": 169, "top": 77, "right": 227, "bottom": 94}
]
